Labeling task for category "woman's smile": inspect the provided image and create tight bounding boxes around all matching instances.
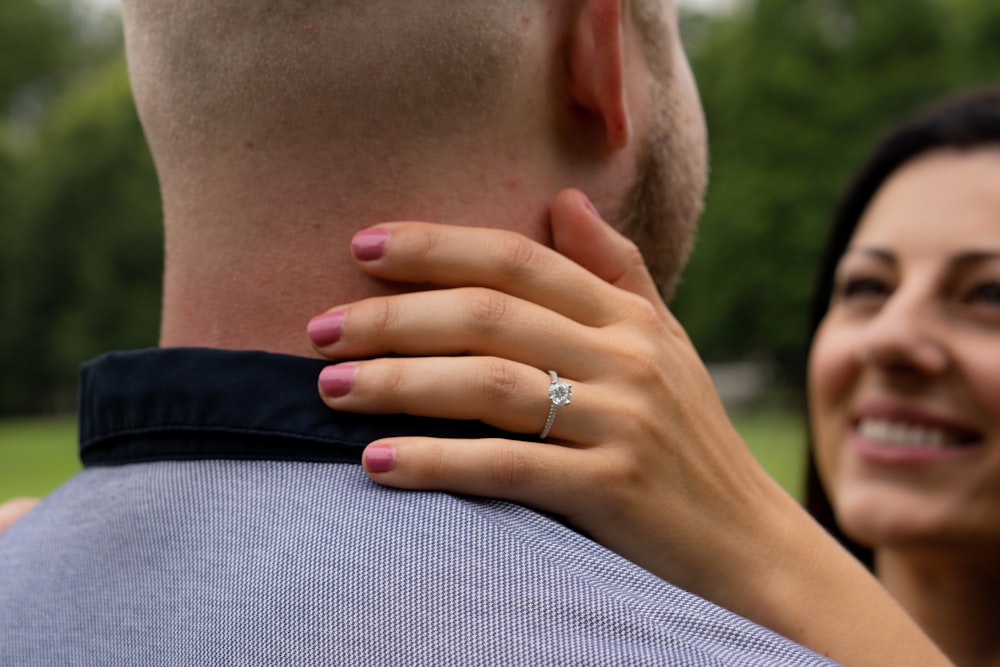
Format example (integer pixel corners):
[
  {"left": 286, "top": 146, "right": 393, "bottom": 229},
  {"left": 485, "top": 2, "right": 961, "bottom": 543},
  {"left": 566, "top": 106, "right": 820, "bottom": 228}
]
[{"left": 849, "top": 400, "right": 984, "bottom": 464}]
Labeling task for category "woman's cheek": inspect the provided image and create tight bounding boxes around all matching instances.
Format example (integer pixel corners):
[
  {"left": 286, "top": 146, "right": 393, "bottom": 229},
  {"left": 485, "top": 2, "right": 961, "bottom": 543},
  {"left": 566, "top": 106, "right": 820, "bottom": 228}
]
[{"left": 808, "top": 319, "right": 860, "bottom": 490}]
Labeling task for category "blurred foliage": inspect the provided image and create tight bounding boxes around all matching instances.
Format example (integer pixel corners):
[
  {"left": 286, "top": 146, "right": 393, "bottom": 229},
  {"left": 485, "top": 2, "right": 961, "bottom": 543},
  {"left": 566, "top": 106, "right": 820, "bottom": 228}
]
[
  {"left": 0, "top": 0, "right": 73, "bottom": 115},
  {"left": 675, "top": 0, "right": 1000, "bottom": 403},
  {"left": 2, "top": 0, "right": 1000, "bottom": 413},
  {"left": 1, "top": 1, "right": 160, "bottom": 413}
]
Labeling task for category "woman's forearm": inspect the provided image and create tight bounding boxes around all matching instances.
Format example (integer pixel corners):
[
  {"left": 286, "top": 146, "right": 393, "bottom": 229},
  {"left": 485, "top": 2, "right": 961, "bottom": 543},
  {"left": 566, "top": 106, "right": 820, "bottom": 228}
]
[{"left": 694, "top": 469, "right": 950, "bottom": 667}]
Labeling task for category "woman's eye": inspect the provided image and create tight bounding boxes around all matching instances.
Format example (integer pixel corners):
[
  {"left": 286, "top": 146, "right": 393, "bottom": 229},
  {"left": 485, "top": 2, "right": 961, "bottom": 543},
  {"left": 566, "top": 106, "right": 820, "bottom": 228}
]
[
  {"left": 840, "top": 277, "right": 889, "bottom": 300},
  {"left": 965, "top": 282, "right": 1000, "bottom": 306}
]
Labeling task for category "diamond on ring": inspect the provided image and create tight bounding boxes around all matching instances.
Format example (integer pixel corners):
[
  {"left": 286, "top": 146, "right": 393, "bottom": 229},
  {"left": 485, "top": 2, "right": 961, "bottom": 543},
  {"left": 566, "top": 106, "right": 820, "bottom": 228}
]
[{"left": 540, "top": 370, "right": 572, "bottom": 439}]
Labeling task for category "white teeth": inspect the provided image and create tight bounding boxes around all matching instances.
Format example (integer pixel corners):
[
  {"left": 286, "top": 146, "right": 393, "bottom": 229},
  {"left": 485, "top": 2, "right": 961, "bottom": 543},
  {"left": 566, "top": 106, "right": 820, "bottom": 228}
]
[{"left": 858, "top": 419, "right": 951, "bottom": 449}]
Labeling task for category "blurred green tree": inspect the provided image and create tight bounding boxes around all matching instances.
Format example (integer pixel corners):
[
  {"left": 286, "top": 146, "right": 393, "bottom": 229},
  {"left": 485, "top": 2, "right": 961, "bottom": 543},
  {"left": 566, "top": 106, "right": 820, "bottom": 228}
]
[
  {"left": 0, "top": 0, "right": 73, "bottom": 109},
  {"left": 1, "top": 4, "right": 159, "bottom": 414},
  {"left": 1, "top": 60, "right": 160, "bottom": 412}
]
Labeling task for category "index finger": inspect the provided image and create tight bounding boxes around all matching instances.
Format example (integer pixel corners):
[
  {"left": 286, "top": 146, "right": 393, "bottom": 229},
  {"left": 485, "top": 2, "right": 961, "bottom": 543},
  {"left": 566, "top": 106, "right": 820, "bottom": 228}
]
[{"left": 349, "top": 196, "right": 657, "bottom": 328}]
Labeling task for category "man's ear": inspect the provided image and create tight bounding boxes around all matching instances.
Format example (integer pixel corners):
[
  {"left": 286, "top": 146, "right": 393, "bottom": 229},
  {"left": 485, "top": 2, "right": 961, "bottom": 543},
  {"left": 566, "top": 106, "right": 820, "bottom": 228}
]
[{"left": 568, "top": 0, "right": 630, "bottom": 150}]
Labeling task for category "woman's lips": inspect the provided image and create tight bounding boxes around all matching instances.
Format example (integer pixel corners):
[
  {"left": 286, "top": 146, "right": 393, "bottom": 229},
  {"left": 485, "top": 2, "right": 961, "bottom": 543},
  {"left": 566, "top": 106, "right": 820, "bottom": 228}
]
[
  {"left": 857, "top": 417, "right": 977, "bottom": 448},
  {"left": 850, "top": 415, "right": 983, "bottom": 464}
]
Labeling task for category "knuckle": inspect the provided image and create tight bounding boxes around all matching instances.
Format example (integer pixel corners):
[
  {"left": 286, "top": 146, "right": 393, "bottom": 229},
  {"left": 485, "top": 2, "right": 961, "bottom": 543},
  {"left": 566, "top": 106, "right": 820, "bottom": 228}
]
[
  {"left": 474, "top": 359, "right": 521, "bottom": 404},
  {"left": 369, "top": 359, "right": 406, "bottom": 398},
  {"left": 560, "top": 452, "right": 642, "bottom": 523},
  {"left": 465, "top": 289, "right": 509, "bottom": 333},
  {"left": 419, "top": 441, "right": 451, "bottom": 483},
  {"left": 619, "top": 338, "right": 661, "bottom": 377},
  {"left": 598, "top": 330, "right": 659, "bottom": 384},
  {"left": 617, "top": 236, "right": 647, "bottom": 272},
  {"left": 620, "top": 293, "right": 662, "bottom": 329},
  {"left": 600, "top": 454, "right": 643, "bottom": 493},
  {"left": 408, "top": 224, "right": 444, "bottom": 263},
  {"left": 598, "top": 431, "right": 663, "bottom": 499},
  {"left": 602, "top": 313, "right": 674, "bottom": 380},
  {"left": 487, "top": 446, "right": 530, "bottom": 491},
  {"left": 493, "top": 232, "right": 539, "bottom": 280},
  {"left": 369, "top": 297, "right": 401, "bottom": 334},
  {"left": 618, "top": 402, "right": 660, "bottom": 444}
]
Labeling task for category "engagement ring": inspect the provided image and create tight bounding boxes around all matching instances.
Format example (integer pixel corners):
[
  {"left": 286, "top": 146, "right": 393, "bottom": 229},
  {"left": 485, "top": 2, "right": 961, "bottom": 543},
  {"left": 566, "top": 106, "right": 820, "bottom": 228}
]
[{"left": 540, "top": 370, "right": 572, "bottom": 439}]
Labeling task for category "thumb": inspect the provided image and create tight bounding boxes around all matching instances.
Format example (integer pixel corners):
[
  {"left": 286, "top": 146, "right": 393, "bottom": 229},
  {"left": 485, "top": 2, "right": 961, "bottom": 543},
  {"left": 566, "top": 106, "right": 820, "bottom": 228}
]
[{"left": 549, "top": 189, "right": 663, "bottom": 307}]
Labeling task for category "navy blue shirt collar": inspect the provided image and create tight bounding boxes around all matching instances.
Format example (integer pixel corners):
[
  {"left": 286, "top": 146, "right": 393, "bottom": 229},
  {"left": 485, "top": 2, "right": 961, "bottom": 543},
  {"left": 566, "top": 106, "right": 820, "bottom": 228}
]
[{"left": 79, "top": 348, "right": 519, "bottom": 467}]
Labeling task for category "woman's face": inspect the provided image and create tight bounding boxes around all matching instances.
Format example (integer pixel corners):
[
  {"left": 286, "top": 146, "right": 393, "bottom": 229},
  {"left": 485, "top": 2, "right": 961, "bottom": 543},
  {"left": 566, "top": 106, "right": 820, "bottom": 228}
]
[{"left": 809, "top": 147, "right": 1000, "bottom": 555}]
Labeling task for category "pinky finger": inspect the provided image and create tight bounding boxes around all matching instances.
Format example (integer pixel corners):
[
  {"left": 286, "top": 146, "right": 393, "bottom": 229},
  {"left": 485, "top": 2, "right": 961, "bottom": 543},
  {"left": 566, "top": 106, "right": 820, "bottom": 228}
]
[{"left": 361, "top": 437, "right": 591, "bottom": 518}]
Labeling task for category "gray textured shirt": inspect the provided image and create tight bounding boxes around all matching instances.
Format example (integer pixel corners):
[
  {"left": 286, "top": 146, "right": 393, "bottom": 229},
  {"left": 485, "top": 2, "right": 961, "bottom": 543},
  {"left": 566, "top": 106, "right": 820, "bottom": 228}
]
[{"left": 0, "top": 349, "right": 837, "bottom": 666}]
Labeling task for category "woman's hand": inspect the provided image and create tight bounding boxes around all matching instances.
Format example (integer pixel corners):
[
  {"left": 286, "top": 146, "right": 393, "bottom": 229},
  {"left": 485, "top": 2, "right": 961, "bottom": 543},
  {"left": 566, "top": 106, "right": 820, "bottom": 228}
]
[
  {"left": 306, "top": 189, "right": 952, "bottom": 666},
  {"left": 0, "top": 497, "right": 38, "bottom": 534},
  {"left": 309, "top": 189, "right": 770, "bottom": 585}
]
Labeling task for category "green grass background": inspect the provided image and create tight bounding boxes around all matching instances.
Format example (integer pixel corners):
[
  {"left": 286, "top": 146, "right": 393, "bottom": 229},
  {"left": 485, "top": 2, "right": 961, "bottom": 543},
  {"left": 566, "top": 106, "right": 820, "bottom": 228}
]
[
  {"left": 1, "top": 411, "right": 810, "bottom": 501},
  {"left": 731, "top": 410, "right": 809, "bottom": 501},
  {"left": 0, "top": 416, "right": 80, "bottom": 498}
]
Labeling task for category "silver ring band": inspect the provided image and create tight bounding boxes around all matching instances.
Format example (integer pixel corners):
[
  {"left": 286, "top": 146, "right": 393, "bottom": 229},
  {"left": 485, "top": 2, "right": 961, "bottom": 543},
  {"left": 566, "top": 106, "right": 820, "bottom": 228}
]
[{"left": 540, "top": 370, "right": 572, "bottom": 439}]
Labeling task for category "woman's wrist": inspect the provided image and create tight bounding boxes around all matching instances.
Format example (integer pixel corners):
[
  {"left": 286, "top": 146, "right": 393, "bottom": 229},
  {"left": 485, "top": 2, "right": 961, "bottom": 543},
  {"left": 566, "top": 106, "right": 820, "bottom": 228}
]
[{"left": 723, "top": 483, "right": 952, "bottom": 666}]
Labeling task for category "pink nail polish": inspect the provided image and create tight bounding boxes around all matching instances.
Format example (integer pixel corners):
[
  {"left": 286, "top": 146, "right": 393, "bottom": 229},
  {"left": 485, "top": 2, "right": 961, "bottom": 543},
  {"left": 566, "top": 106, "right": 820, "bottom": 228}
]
[
  {"left": 581, "top": 192, "right": 599, "bottom": 217},
  {"left": 319, "top": 364, "right": 357, "bottom": 398},
  {"left": 307, "top": 311, "right": 346, "bottom": 347},
  {"left": 364, "top": 444, "right": 396, "bottom": 473},
  {"left": 352, "top": 229, "right": 388, "bottom": 261}
]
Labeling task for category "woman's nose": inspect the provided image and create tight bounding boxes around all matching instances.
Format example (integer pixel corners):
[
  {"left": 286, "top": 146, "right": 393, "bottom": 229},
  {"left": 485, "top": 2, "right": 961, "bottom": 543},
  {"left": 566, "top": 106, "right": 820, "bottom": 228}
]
[{"left": 859, "top": 293, "right": 949, "bottom": 376}]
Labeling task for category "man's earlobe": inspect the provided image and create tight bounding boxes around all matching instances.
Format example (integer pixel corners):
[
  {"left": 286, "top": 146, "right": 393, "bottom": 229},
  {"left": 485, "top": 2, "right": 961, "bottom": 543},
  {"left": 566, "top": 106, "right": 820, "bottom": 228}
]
[{"left": 567, "top": 0, "right": 630, "bottom": 150}]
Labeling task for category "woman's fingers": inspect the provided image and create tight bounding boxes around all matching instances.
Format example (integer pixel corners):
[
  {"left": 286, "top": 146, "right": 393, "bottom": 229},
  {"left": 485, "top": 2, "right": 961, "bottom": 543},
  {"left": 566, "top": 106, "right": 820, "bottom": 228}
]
[
  {"left": 360, "top": 436, "right": 599, "bottom": 519},
  {"left": 342, "top": 192, "right": 654, "bottom": 329},
  {"left": 318, "top": 357, "right": 615, "bottom": 444},
  {"left": 548, "top": 189, "right": 666, "bottom": 313},
  {"left": 309, "top": 188, "right": 687, "bottom": 363},
  {"left": 310, "top": 287, "right": 610, "bottom": 376}
]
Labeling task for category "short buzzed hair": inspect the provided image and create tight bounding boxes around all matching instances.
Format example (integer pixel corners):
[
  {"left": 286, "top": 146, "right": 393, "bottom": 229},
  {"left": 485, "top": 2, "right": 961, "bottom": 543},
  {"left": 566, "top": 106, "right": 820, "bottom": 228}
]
[{"left": 123, "top": 0, "right": 533, "bottom": 165}]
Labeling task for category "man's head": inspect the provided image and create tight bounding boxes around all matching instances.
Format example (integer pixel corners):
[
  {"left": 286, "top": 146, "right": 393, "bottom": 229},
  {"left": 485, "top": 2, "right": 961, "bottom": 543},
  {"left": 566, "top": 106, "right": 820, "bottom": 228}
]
[
  {"left": 123, "top": 1, "right": 530, "bottom": 179},
  {"left": 121, "top": 0, "right": 706, "bottom": 351}
]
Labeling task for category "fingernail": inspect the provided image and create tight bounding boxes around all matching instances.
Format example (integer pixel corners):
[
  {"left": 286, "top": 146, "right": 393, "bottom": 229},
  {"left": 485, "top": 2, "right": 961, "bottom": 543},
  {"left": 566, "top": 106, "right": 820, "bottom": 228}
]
[
  {"left": 363, "top": 444, "right": 396, "bottom": 473},
  {"left": 352, "top": 229, "right": 388, "bottom": 261},
  {"left": 319, "top": 364, "right": 357, "bottom": 398},
  {"left": 307, "top": 310, "right": 345, "bottom": 347},
  {"left": 581, "top": 192, "right": 599, "bottom": 217}
]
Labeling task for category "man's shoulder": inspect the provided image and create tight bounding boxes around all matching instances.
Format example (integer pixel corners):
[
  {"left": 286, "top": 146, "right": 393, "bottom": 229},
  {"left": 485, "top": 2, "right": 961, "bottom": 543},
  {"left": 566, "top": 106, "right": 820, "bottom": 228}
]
[{"left": 0, "top": 460, "right": 835, "bottom": 667}]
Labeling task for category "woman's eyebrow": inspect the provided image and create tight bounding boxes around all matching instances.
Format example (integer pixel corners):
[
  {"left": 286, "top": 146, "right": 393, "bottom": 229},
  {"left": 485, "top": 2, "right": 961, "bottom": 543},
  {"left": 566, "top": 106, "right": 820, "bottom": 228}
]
[
  {"left": 950, "top": 250, "right": 1000, "bottom": 269},
  {"left": 842, "top": 247, "right": 896, "bottom": 265}
]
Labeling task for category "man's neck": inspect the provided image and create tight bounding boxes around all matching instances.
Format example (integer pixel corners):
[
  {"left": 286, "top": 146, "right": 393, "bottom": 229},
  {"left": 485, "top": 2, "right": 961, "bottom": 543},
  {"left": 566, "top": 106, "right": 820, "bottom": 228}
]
[{"left": 157, "top": 163, "right": 556, "bottom": 357}]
